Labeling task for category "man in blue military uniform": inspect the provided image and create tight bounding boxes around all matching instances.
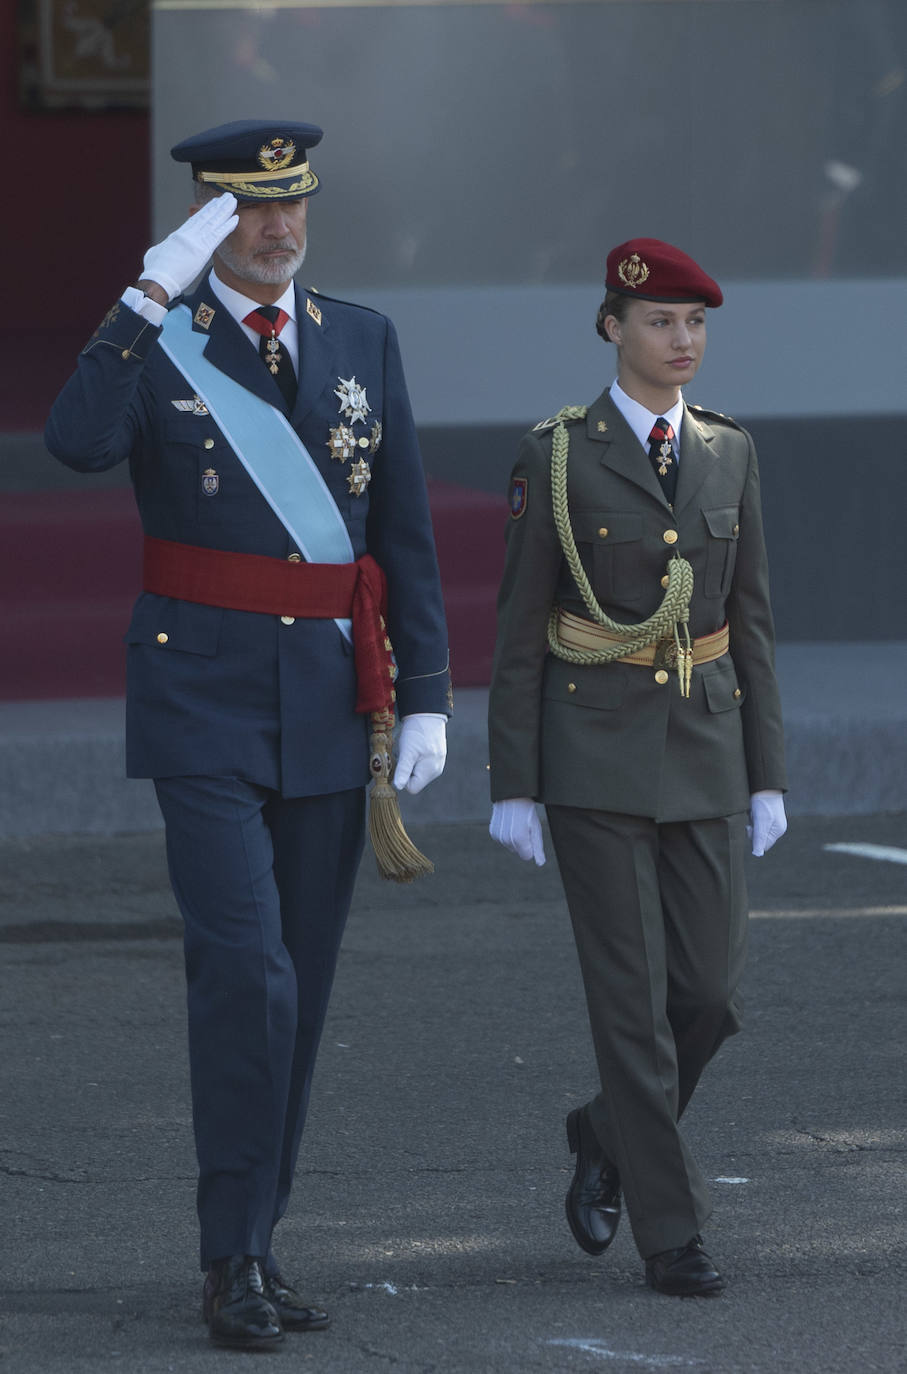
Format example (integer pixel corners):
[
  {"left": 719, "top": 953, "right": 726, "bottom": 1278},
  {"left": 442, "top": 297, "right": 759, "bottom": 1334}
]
[{"left": 46, "top": 118, "right": 451, "bottom": 1350}]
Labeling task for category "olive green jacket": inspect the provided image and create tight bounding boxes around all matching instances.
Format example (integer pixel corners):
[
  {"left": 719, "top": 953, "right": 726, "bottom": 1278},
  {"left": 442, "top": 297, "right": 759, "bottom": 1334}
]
[{"left": 488, "top": 388, "right": 787, "bottom": 822}]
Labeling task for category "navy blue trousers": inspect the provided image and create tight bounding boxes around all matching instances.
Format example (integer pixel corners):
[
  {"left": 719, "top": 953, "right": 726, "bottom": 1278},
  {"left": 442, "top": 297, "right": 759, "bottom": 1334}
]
[{"left": 154, "top": 776, "right": 365, "bottom": 1271}]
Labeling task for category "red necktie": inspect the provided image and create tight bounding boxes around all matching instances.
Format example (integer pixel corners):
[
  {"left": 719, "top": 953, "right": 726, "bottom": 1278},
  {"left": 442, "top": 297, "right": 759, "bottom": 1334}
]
[
  {"left": 243, "top": 306, "right": 297, "bottom": 410},
  {"left": 648, "top": 417, "right": 677, "bottom": 503}
]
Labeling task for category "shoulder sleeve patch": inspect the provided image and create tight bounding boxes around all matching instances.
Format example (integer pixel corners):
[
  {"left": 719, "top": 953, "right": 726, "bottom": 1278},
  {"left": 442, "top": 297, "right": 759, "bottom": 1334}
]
[{"left": 509, "top": 476, "right": 528, "bottom": 519}]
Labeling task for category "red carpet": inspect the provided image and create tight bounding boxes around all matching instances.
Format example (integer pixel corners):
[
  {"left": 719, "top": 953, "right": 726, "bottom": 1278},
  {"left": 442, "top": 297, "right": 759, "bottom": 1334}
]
[{"left": 0, "top": 481, "right": 505, "bottom": 702}]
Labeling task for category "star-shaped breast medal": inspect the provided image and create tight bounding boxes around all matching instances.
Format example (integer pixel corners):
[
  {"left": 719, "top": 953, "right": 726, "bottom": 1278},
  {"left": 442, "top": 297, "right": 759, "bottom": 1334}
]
[
  {"left": 334, "top": 376, "right": 370, "bottom": 425},
  {"left": 327, "top": 425, "right": 357, "bottom": 462},
  {"left": 347, "top": 459, "right": 371, "bottom": 496}
]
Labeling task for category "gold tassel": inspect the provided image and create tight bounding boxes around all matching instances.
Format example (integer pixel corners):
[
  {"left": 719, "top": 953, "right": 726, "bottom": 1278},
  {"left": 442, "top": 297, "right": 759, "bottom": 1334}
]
[{"left": 367, "top": 709, "right": 434, "bottom": 883}]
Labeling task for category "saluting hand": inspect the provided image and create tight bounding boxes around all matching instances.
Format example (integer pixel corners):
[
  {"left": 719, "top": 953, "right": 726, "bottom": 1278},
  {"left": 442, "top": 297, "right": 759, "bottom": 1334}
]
[
  {"left": 139, "top": 193, "right": 239, "bottom": 302},
  {"left": 489, "top": 798, "right": 546, "bottom": 866}
]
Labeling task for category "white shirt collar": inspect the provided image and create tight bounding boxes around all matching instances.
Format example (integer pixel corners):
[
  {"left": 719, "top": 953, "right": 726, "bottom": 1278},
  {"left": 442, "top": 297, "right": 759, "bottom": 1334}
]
[
  {"left": 609, "top": 379, "right": 685, "bottom": 454},
  {"left": 207, "top": 269, "right": 297, "bottom": 329}
]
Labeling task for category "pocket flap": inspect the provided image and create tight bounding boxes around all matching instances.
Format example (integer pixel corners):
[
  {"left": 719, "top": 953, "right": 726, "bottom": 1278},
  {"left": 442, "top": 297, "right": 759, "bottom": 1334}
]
[
  {"left": 702, "top": 664, "right": 746, "bottom": 713},
  {"left": 703, "top": 506, "right": 740, "bottom": 540},
  {"left": 125, "top": 595, "right": 222, "bottom": 657},
  {"left": 571, "top": 511, "right": 643, "bottom": 544}
]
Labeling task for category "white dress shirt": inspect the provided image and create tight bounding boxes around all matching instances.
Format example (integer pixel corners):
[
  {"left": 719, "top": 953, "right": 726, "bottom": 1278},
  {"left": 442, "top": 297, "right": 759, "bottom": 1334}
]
[{"left": 609, "top": 379, "right": 684, "bottom": 462}]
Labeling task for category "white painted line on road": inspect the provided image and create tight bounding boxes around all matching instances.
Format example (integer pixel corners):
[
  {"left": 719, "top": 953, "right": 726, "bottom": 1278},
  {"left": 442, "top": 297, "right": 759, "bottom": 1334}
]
[
  {"left": 548, "top": 1341, "right": 705, "bottom": 1367},
  {"left": 713, "top": 1176, "right": 749, "bottom": 1184},
  {"left": 823, "top": 842, "right": 907, "bottom": 865},
  {"left": 751, "top": 905, "right": 907, "bottom": 919},
  {"left": 363, "top": 1281, "right": 398, "bottom": 1295}
]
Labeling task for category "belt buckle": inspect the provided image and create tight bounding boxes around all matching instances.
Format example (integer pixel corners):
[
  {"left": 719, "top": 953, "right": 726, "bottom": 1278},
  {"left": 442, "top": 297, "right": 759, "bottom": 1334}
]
[{"left": 653, "top": 638, "right": 678, "bottom": 671}]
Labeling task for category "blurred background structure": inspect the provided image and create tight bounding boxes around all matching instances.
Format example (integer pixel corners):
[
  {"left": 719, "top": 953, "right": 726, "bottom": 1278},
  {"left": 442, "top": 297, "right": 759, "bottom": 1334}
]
[{"left": 1, "top": 0, "right": 906, "bottom": 827}]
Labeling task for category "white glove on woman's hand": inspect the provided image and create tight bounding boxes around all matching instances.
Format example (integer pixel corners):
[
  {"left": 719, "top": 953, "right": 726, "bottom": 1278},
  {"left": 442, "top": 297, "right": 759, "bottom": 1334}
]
[
  {"left": 489, "top": 798, "right": 546, "bottom": 866},
  {"left": 140, "top": 194, "right": 239, "bottom": 301},
  {"left": 392, "top": 714, "right": 447, "bottom": 794},
  {"left": 748, "top": 790, "right": 787, "bottom": 856}
]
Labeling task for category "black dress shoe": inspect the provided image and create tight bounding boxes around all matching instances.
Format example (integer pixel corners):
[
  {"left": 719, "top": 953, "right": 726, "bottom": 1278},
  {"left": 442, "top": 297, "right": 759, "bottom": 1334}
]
[
  {"left": 645, "top": 1235, "right": 725, "bottom": 1297},
  {"left": 262, "top": 1273, "right": 330, "bottom": 1331},
  {"left": 565, "top": 1106, "right": 621, "bottom": 1255},
  {"left": 202, "top": 1255, "right": 285, "bottom": 1349}
]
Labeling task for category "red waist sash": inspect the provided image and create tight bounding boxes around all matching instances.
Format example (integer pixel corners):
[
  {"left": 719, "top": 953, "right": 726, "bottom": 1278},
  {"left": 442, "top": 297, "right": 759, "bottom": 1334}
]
[{"left": 142, "top": 535, "right": 394, "bottom": 715}]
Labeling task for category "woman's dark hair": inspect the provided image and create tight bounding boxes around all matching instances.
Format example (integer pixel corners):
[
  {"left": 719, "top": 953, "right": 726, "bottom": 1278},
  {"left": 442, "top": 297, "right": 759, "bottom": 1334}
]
[{"left": 595, "top": 290, "right": 631, "bottom": 343}]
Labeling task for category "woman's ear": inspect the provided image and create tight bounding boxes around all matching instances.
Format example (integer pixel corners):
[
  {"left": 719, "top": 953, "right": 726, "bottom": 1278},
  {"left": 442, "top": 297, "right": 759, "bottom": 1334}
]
[{"left": 604, "top": 314, "right": 621, "bottom": 345}]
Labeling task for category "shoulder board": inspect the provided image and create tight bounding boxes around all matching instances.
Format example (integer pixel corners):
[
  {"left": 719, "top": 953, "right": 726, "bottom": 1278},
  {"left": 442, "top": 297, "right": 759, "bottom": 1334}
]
[
  {"left": 532, "top": 406, "right": 586, "bottom": 433},
  {"left": 689, "top": 403, "right": 743, "bottom": 431},
  {"left": 302, "top": 286, "right": 386, "bottom": 319}
]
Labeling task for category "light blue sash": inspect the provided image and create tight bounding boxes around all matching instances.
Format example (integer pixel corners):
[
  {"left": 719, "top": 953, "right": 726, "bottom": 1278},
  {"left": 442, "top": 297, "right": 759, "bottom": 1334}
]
[{"left": 159, "top": 303, "right": 353, "bottom": 639}]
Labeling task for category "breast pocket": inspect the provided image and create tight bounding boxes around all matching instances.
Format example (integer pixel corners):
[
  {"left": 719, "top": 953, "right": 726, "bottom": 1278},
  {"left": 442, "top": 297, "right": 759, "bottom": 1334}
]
[
  {"left": 160, "top": 418, "right": 234, "bottom": 527},
  {"left": 702, "top": 506, "right": 740, "bottom": 599},
  {"left": 572, "top": 511, "right": 644, "bottom": 603}
]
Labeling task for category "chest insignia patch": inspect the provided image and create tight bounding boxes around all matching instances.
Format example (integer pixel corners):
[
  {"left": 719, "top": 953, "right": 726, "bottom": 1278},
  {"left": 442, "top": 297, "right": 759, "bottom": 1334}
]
[
  {"left": 347, "top": 458, "right": 371, "bottom": 496},
  {"left": 334, "top": 375, "right": 370, "bottom": 424},
  {"left": 327, "top": 425, "right": 357, "bottom": 462},
  {"left": 201, "top": 467, "right": 219, "bottom": 496},
  {"left": 509, "top": 476, "right": 528, "bottom": 519},
  {"left": 193, "top": 302, "right": 216, "bottom": 329},
  {"left": 172, "top": 396, "right": 209, "bottom": 415},
  {"left": 306, "top": 297, "right": 322, "bottom": 326}
]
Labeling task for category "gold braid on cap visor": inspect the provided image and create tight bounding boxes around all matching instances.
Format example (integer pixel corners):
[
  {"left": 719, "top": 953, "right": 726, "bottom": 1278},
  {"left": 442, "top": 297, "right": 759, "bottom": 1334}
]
[{"left": 197, "top": 162, "right": 318, "bottom": 197}]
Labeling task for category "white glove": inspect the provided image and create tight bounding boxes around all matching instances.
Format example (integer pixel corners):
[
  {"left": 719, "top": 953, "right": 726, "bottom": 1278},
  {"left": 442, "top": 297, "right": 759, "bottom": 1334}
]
[
  {"left": 489, "top": 798, "right": 546, "bottom": 866},
  {"left": 392, "top": 714, "right": 447, "bottom": 794},
  {"left": 140, "top": 194, "right": 239, "bottom": 301},
  {"left": 748, "top": 790, "right": 787, "bottom": 857}
]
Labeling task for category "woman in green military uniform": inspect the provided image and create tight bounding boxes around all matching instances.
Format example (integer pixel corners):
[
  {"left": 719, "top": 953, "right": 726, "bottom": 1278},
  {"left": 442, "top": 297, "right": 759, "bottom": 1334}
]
[{"left": 488, "top": 238, "right": 787, "bottom": 1296}]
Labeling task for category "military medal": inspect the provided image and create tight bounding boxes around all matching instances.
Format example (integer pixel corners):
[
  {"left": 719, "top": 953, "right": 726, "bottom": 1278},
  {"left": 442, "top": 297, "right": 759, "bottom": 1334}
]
[
  {"left": 347, "top": 459, "right": 371, "bottom": 496},
  {"left": 368, "top": 420, "right": 382, "bottom": 454},
  {"left": 334, "top": 376, "right": 370, "bottom": 425},
  {"left": 327, "top": 425, "right": 357, "bottom": 462},
  {"left": 657, "top": 440, "right": 673, "bottom": 477}
]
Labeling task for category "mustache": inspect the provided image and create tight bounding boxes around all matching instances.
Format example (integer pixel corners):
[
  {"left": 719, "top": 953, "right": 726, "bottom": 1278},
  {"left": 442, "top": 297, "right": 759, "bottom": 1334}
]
[{"left": 254, "top": 240, "right": 300, "bottom": 256}]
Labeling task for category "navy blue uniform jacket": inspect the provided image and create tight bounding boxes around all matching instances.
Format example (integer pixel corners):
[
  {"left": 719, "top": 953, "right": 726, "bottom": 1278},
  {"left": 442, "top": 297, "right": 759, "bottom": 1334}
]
[{"left": 46, "top": 279, "right": 451, "bottom": 797}]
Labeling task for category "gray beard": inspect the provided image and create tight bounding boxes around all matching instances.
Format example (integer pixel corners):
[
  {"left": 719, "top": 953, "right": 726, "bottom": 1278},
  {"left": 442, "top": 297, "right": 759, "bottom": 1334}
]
[{"left": 215, "top": 236, "right": 307, "bottom": 285}]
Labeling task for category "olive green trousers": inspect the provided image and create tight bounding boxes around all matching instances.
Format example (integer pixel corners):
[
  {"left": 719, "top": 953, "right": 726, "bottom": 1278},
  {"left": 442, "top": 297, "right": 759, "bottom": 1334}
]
[{"left": 546, "top": 805, "right": 748, "bottom": 1258}]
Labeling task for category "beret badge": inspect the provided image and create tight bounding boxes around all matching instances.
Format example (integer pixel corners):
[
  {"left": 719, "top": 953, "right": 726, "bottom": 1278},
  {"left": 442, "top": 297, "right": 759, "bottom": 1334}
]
[
  {"left": 258, "top": 137, "right": 297, "bottom": 172},
  {"left": 617, "top": 253, "right": 650, "bottom": 290}
]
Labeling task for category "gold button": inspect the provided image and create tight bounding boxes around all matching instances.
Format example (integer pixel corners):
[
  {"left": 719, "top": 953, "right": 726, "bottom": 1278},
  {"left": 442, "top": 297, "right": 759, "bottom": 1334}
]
[
  {"left": 655, "top": 669, "right": 669, "bottom": 685},
  {"left": 280, "top": 615, "right": 295, "bottom": 626},
  {"left": 204, "top": 438, "right": 215, "bottom": 450},
  {"left": 663, "top": 529, "right": 678, "bottom": 545},
  {"left": 567, "top": 682, "right": 577, "bottom": 693},
  {"left": 733, "top": 688, "right": 742, "bottom": 699},
  {"left": 121, "top": 350, "right": 130, "bottom": 360},
  {"left": 358, "top": 437, "right": 370, "bottom": 449},
  {"left": 287, "top": 552, "right": 301, "bottom": 563},
  {"left": 733, "top": 523, "right": 740, "bottom": 536},
  {"left": 660, "top": 574, "right": 670, "bottom": 589},
  {"left": 597, "top": 527, "right": 609, "bottom": 539},
  {"left": 156, "top": 632, "right": 169, "bottom": 645}
]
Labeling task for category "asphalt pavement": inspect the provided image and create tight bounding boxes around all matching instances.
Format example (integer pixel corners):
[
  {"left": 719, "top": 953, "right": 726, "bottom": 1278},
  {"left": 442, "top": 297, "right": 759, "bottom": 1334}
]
[{"left": 1, "top": 812, "right": 906, "bottom": 1374}]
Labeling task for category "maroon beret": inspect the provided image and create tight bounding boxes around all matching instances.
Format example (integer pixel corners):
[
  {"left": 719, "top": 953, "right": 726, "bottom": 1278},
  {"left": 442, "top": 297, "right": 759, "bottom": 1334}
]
[{"left": 605, "top": 238, "right": 723, "bottom": 308}]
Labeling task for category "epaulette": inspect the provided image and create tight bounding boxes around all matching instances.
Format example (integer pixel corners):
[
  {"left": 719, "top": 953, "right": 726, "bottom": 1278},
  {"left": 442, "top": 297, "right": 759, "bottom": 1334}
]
[
  {"left": 302, "top": 286, "right": 386, "bottom": 320},
  {"left": 532, "top": 406, "right": 585, "bottom": 433},
  {"left": 689, "top": 403, "right": 743, "bottom": 431}
]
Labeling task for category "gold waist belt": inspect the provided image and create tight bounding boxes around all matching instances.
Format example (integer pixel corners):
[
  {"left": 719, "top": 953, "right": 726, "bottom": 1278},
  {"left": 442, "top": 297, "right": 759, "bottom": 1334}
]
[{"left": 555, "top": 608, "right": 729, "bottom": 667}]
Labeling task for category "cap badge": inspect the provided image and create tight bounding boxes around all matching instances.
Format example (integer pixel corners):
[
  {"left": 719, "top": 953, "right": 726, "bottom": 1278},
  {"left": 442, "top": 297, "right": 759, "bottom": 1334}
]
[
  {"left": 194, "top": 302, "right": 216, "bottom": 329},
  {"left": 258, "top": 137, "right": 297, "bottom": 172},
  {"left": 201, "top": 467, "right": 220, "bottom": 496},
  {"left": 617, "top": 253, "right": 650, "bottom": 290},
  {"left": 334, "top": 375, "right": 370, "bottom": 425},
  {"left": 347, "top": 458, "right": 372, "bottom": 496},
  {"left": 327, "top": 425, "right": 357, "bottom": 463}
]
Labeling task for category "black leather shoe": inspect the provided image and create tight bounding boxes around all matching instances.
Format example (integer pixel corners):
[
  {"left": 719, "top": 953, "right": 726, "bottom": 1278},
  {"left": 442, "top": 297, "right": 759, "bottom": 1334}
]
[
  {"left": 565, "top": 1106, "right": 621, "bottom": 1255},
  {"left": 203, "top": 1255, "right": 285, "bottom": 1349},
  {"left": 262, "top": 1273, "right": 330, "bottom": 1331},
  {"left": 645, "top": 1235, "right": 725, "bottom": 1297}
]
